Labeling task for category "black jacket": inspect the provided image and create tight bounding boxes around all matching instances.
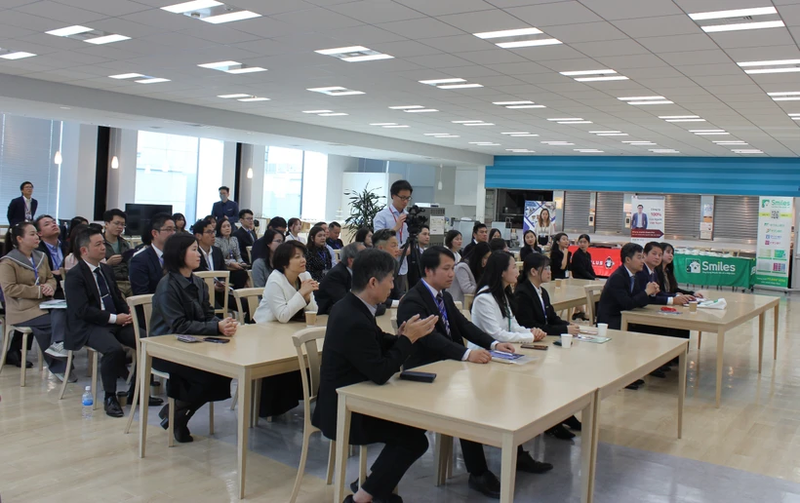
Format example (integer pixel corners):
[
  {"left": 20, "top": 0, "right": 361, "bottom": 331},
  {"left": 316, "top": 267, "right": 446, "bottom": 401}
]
[
  {"left": 397, "top": 280, "right": 495, "bottom": 369},
  {"left": 149, "top": 272, "right": 220, "bottom": 337},
  {"left": 7, "top": 196, "right": 37, "bottom": 227},
  {"left": 233, "top": 226, "right": 257, "bottom": 264},
  {"left": 311, "top": 293, "right": 413, "bottom": 443},
  {"left": 550, "top": 248, "right": 571, "bottom": 279},
  {"left": 129, "top": 246, "right": 164, "bottom": 295},
  {"left": 519, "top": 245, "right": 542, "bottom": 261},
  {"left": 636, "top": 266, "right": 673, "bottom": 305},
  {"left": 462, "top": 239, "right": 478, "bottom": 259},
  {"left": 197, "top": 246, "right": 225, "bottom": 272},
  {"left": 514, "top": 280, "right": 568, "bottom": 335},
  {"left": 596, "top": 265, "right": 650, "bottom": 330},
  {"left": 64, "top": 261, "right": 129, "bottom": 351},
  {"left": 570, "top": 248, "right": 596, "bottom": 280},
  {"left": 315, "top": 261, "right": 351, "bottom": 315},
  {"left": 37, "top": 240, "right": 67, "bottom": 298}
]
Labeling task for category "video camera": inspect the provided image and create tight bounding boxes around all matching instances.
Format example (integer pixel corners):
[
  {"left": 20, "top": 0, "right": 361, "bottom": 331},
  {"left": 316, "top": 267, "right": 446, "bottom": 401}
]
[{"left": 405, "top": 205, "right": 428, "bottom": 236}]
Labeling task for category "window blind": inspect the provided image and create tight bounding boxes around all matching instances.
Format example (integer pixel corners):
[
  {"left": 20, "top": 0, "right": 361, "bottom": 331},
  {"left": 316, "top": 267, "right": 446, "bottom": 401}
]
[
  {"left": 664, "top": 194, "right": 701, "bottom": 239},
  {"left": 713, "top": 195, "right": 759, "bottom": 242},
  {"left": 595, "top": 192, "right": 624, "bottom": 234},
  {"left": 563, "top": 191, "right": 592, "bottom": 233}
]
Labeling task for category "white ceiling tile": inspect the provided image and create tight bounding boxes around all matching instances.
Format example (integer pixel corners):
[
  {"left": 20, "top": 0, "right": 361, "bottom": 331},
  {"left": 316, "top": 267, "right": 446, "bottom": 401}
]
[
  {"left": 437, "top": 9, "right": 528, "bottom": 33},
  {"left": 596, "top": 54, "right": 669, "bottom": 69},
  {"left": 711, "top": 29, "right": 796, "bottom": 49},
  {"left": 507, "top": 1, "right": 603, "bottom": 27},
  {"left": 325, "top": 25, "right": 408, "bottom": 45},
  {"left": 570, "top": 39, "right": 650, "bottom": 57},
  {"left": 328, "top": 0, "right": 425, "bottom": 23},
  {"left": 611, "top": 15, "right": 703, "bottom": 38},
  {"left": 580, "top": 0, "right": 684, "bottom": 20},
  {"left": 660, "top": 50, "right": 733, "bottom": 66},
  {"left": 543, "top": 21, "right": 628, "bottom": 43},
  {"left": 369, "top": 40, "right": 442, "bottom": 58},
  {"left": 378, "top": 17, "right": 465, "bottom": 39},
  {"left": 455, "top": 49, "right": 530, "bottom": 65},
  {"left": 637, "top": 33, "right": 717, "bottom": 54},
  {"left": 405, "top": 53, "right": 475, "bottom": 68},
  {"left": 778, "top": 4, "right": 800, "bottom": 25},
  {"left": 393, "top": 0, "right": 496, "bottom": 16},
  {"left": 14, "top": 1, "right": 109, "bottom": 24},
  {"left": 418, "top": 35, "right": 495, "bottom": 53},
  {"left": 511, "top": 44, "right": 588, "bottom": 61},
  {"left": 52, "top": 0, "right": 150, "bottom": 17},
  {"left": 272, "top": 7, "right": 364, "bottom": 30}
]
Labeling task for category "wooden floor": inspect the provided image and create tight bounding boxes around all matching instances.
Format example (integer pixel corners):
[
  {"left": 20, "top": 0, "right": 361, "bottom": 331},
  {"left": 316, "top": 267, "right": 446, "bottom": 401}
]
[{"left": 0, "top": 291, "right": 797, "bottom": 501}]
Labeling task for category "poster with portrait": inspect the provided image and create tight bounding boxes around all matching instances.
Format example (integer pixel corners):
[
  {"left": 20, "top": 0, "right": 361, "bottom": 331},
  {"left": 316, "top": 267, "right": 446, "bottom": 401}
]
[
  {"left": 522, "top": 200, "right": 556, "bottom": 232},
  {"left": 630, "top": 195, "right": 664, "bottom": 246}
]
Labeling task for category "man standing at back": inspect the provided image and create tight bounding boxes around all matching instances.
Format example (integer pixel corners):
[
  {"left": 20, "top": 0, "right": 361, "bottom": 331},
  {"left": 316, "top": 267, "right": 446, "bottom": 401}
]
[
  {"left": 129, "top": 213, "right": 175, "bottom": 296},
  {"left": 397, "top": 246, "right": 551, "bottom": 498},
  {"left": 374, "top": 180, "right": 413, "bottom": 293},
  {"left": 233, "top": 209, "right": 257, "bottom": 264},
  {"left": 211, "top": 186, "right": 239, "bottom": 223},
  {"left": 7, "top": 181, "right": 37, "bottom": 227},
  {"left": 103, "top": 209, "right": 133, "bottom": 297}
]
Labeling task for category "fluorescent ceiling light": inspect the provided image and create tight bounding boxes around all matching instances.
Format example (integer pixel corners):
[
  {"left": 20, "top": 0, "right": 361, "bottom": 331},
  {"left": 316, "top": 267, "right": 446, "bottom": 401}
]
[
  {"left": 237, "top": 97, "right": 269, "bottom": 102},
  {"left": 496, "top": 38, "right": 562, "bottom": 49},
  {"left": 557, "top": 121, "right": 592, "bottom": 124},
  {"left": 46, "top": 25, "right": 92, "bottom": 37},
  {"left": 790, "top": 113, "right": 800, "bottom": 117},
  {"left": 405, "top": 109, "right": 438, "bottom": 113},
  {"left": 574, "top": 149, "right": 604, "bottom": 153},
  {"left": 318, "top": 112, "right": 348, "bottom": 116},
  {"left": 0, "top": 52, "right": 37, "bottom": 60},
  {"left": 203, "top": 10, "right": 260, "bottom": 24},
  {"left": 85, "top": 34, "right": 130, "bottom": 45},
  {"left": 624, "top": 142, "right": 656, "bottom": 145},
  {"left": 510, "top": 134, "right": 539, "bottom": 137},
  {"left": 474, "top": 27, "right": 543, "bottom": 39},
  {"left": 383, "top": 124, "right": 410, "bottom": 128},
  {"left": 618, "top": 96, "right": 665, "bottom": 101},
  {"left": 694, "top": 132, "right": 729, "bottom": 135},
  {"left": 715, "top": 141, "right": 748, "bottom": 145},
  {"left": 541, "top": 141, "right": 574, "bottom": 145},
  {"left": 589, "top": 131, "right": 621, "bottom": 134},
  {"left": 659, "top": 115, "right": 700, "bottom": 119},
  {"left": 315, "top": 46, "right": 393, "bottom": 63},
  {"left": 389, "top": 105, "right": 424, "bottom": 110},
  {"left": 452, "top": 120, "right": 482, "bottom": 124},
  {"left": 597, "top": 133, "right": 628, "bottom": 136},
  {"left": 198, "top": 60, "right": 240, "bottom": 69},
  {"left": 307, "top": 86, "right": 365, "bottom": 96},
  {"left": 502, "top": 132, "right": 531, "bottom": 135},
  {"left": 506, "top": 105, "right": 546, "bottom": 109},
  {"left": 772, "top": 97, "right": 800, "bottom": 101},
  {"left": 767, "top": 92, "right": 800, "bottom": 96},
  {"left": 226, "top": 66, "right": 266, "bottom": 74},
  {"left": 420, "top": 78, "right": 465, "bottom": 85},
  {"left": 732, "top": 149, "right": 763, "bottom": 153},
  {"left": 161, "top": 0, "right": 222, "bottom": 13},
  {"left": 560, "top": 69, "right": 616, "bottom": 76},
  {"left": 575, "top": 76, "right": 630, "bottom": 82},
  {"left": 316, "top": 46, "right": 368, "bottom": 55},
  {"left": 628, "top": 100, "right": 674, "bottom": 105},
  {"left": 737, "top": 59, "right": 800, "bottom": 67},
  {"left": 506, "top": 149, "right": 536, "bottom": 153},
  {"left": 343, "top": 54, "right": 393, "bottom": 62},
  {"left": 649, "top": 149, "right": 679, "bottom": 153},
  {"left": 689, "top": 6, "right": 777, "bottom": 20},
  {"left": 690, "top": 129, "right": 725, "bottom": 133},
  {"left": 744, "top": 67, "right": 800, "bottom": 75},
  {"left": 218, "top": 93, "right": 250, "bottom": 98},
  {"left": 371, "top": 123, "right": 396, "bottom": 126},
  {"left": 548, "top": 118, "right": 582, "bottom": 121},
  {"left": 305, "top": 110, "right": 333, "bottom": 114},
  {"left": 469, "top": 141, "right": 499, "bottom": 145},
  {"left": 665, "top": 118, "right": 706, "bottom": 122},
  {"left": 110, "top": 73, "right": 145, "bottom": 79},
  {"left": 437, "top": 83, "right": 483, "bottom": 89},
  {"left": 493, "top": 101, "right": 533, "bottom": 105},
  {"left": 702, "top": 20, "right": 784, "bottom": 33},
  {"left": 135, "top": 78, "right": 170, "bottom": 84},
  {"left": 463, "top": 122, "right": 495, "bottom": 126},
  {"left": 424, "top": 133, "right": 451, "bottom": 136}
]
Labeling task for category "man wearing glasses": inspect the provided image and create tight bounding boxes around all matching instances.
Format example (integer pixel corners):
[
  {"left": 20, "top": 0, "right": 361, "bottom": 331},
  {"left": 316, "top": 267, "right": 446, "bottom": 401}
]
[
  {"left": 103, "top": 209, "right": 133, "bottom": 297},
  {"left": 373, "top": 179, "right": 413, "bottom": 294},
  {"left": 129, "top": 213, "right": 176, "bottom": 296}
]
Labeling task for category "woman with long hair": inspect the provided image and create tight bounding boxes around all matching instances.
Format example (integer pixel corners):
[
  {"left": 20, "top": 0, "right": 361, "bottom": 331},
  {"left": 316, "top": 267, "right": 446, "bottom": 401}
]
[
  {"left": 534, "top": 208, "right": 556, "bottom": 248},
  {"left": 570, "top": 234, "right": 596, "bottom": 280},
  {"left": 549, "top": 232, "right": 571, "bottom": 280},
  {"left": 448, "top": 242, "right": 491, "bottom": 304},
  {"left": 172, "top": 213, "right": 189, "bottom": 234},
  {"left": 488, "top": 228, "right": 502, "bottom": 242},
  {"left": 214, "top": 218, "right": 248, "bottom": 289},
  {"left": 354, "top": 228, "right": 373, "bottom": 247},
  {"left": 445, "top": 230, "right": 463, "bottom": 263},
  {"left": 519, "top": 230, "right": 542, "bottom": 261},
  {"left": 657, "top": 243, "right": 699, "bottom": 298},
  {"left": 251, "top": 229, "right": 283, "bottom": 288},
  {"left": 305, "top": 225, "right": 332, "bottom": 282}
]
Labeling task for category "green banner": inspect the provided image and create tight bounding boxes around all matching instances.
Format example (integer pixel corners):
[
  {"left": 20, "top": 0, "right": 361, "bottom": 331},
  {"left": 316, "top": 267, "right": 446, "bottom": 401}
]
[{"left": 673, "top": 253, "right": 755, "bottom": 289}]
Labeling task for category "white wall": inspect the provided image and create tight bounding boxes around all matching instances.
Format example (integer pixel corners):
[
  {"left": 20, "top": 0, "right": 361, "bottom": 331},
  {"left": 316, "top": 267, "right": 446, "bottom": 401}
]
[
  {"left": 58, "top": 122, "right": 96, "bottom": 221},
  {"left": 326, "top": 154, "right": 359, "bottom": 222},
  {"left": 106, "top": 128, "right": 137, "bottom": 211}
]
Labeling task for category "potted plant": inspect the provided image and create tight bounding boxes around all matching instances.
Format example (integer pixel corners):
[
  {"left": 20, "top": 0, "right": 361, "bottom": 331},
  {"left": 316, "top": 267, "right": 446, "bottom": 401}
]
[{"left": 345, "top": 183, "right": 384, "bottom": 230}]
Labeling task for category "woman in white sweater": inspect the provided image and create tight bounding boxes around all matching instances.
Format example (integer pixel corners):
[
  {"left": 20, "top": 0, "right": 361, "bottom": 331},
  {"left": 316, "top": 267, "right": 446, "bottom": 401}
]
[
  {"left": 254, "top": 240, "right": 318, "bottom": 323},
  {"left": 448, "top": 241, "right": 491, "bottom": 304},
  {"left": 469, "top": 251, "right": 545, "bottom": 349}
]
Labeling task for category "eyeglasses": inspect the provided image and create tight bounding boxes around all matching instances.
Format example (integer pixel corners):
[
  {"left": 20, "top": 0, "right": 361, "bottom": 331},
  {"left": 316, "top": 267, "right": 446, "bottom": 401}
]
[
  {"left": 242, "top": 217, "right": 254, "bottom": 222},
  {"left": 203, "top": 230, "right": 215, "bottom": 235},
  {"left": 157, "top": 227, "right": 176, "bottom": 233},
  {"left": 396, "top": 195, "right": 413, "bottom": 202}
]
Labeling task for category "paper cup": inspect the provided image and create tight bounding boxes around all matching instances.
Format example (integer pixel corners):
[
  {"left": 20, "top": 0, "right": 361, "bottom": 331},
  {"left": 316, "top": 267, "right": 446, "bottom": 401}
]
[
  {"left": 597, "top": 323, "right": 608, "bottom": 337},
  {"left": 305, "top": 311, "right": 318, "bottom": 327},
  {"left": 556, "top": 279, "right": 563, "bottom": 287},
  {"left": 689, "top": 301, "right": 698, "bottom": 313},
  {"left": 299, "top": 271, "right": 312, "bottom": 282},
  {"left": 561, "top": 333, "right": 573, "bottom": 348}
]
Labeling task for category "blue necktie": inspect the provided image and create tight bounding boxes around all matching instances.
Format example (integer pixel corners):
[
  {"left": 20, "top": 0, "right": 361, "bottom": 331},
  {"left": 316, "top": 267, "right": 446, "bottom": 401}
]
[
  {"left": 630, "top": 276, "right": 635, "bottom": 293},
  {"left": 94, "top": 269, "right": 117, "bottom": 314},
  {"left": 435, "top": 293, "right": 451, "bottom": 338}
]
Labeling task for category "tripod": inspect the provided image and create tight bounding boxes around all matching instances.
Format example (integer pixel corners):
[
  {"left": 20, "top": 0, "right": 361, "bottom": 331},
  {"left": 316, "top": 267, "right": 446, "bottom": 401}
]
[{"left": 398, "top": 231, "right": 423, "bottom": 289}]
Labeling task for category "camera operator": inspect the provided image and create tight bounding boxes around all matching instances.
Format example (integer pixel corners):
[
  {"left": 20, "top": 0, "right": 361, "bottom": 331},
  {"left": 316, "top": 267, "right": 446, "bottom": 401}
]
[{"left": 374, "top": 180, "right": 413, "bottom": 294}]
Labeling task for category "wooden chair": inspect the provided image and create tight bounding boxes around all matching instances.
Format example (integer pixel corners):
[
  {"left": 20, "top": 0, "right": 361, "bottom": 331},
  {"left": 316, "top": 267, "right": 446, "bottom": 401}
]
[
  {"left": 195, "top": 270, "right": 230, "bottom": 318},
  {"left": 463, "top": 293, "right": 475, "bottom": 312},
  {"left": 583, "top": 284, "right": 604, "bottom": 325},
  {"left": 58, "top": 347, "right": 99, "bottom": 407},
  {"left": 453, "top": 301, "right": 463, "bottom": 310},
  {"left": 290, "top": 327, "right": 367, "bottom": 503},
  {"left": 0, "top": 323, "right": 43, "bottom": 387},
  {"left": 233, "top": 287, "right": 262, "bottom": 325},
  {"left": 123, "top": 294, "right": 214, "bottom": 440},
  {"left": 246, "top": 246, "right": 253, "bottom": 264}
]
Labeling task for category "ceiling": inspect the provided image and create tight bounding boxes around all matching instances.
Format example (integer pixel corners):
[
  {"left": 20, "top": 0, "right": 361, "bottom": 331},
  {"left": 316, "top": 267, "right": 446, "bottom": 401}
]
[{"left": 1, "top": 0, "right": 800, "bottom": 160}]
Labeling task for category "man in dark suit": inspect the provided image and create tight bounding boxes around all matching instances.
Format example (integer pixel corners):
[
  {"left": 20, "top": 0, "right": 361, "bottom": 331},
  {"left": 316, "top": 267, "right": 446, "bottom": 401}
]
[
  {"left": 636, "top": 242, "right": 692, "bottom": 307},
  {"left": 7, "top": 181, "right": 37, "bottom": 227},
  {"left": 211, "top": 186, "right": 239, "bottom": 223},
  {"left": 129, "top": 213, "right": 175, "bottom": 296},
  {"left": 398, "top": 246, "right": 549, "bottom": 498},
  {"left": 315, "top": 242, "right": 364, "bottom": 315},
  {"left": 64, "top": 227, "right": 139, "bottom": 417},
  {"left": 312, "top": 249, "right": 437, "bottom": 503},
  {"left": 462, "top": 221, "right": 488, "bottom": 258},
  {"left": 193, "top": 217, "right": 242, "bottom": 317},
  {"left": 233, "top": 209, "right": 258, "bottom": 264}
]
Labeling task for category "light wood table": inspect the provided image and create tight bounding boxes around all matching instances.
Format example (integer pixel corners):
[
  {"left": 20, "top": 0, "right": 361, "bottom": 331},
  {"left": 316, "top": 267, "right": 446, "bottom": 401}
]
[
  {"left": 620, "top": 292, "right": 780, "bottom": 407},
  {"left": 331, "top": 360, "right": 600, "bottom": 503},
  {"left": 543, "top": 281, "right": 604, "bottom": 312},
  {"left": 138, "top": 321, "right": 326, "bottom": 499}
]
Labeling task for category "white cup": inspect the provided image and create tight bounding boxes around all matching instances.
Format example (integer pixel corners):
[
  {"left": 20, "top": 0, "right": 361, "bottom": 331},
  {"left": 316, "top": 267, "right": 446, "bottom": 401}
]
[
  {"left": 597, "top": 323, "right": 608, "bottom": 337},
  {"left": 561, "top": 333, "right": 573, "bottom": 348},
  {"left": 299, "top": 271, "right": 312, "bottom": 282},
  {"left": 689, "top": 301, "right": 698, "bottom": 314}
]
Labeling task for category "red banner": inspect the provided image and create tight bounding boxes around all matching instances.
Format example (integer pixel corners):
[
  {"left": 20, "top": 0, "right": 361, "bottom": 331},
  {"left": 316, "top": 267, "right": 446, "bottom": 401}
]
[{"left": 568, "top": 246, "right": 621, "bottom": 278}]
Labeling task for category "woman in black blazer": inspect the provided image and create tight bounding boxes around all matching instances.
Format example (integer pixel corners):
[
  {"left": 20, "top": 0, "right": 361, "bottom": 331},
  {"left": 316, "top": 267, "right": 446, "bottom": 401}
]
[
  {"left": 549, "top": 232, "right": 571, "bottom": 279},
  {"left": 519, "top": 230, "right": 542, "bottom": 261},
  {"left": 570, "top": 234, "right": 596, "bottom": 280},
  {"left": 305, "top": 225, "right": 332, "bottom": 282}
]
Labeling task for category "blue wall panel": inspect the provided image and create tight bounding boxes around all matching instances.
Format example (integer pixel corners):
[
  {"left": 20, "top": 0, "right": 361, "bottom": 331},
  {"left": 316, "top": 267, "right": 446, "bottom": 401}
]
[{"left": 486, "top": 156, "right": 800, "bottom": 196}]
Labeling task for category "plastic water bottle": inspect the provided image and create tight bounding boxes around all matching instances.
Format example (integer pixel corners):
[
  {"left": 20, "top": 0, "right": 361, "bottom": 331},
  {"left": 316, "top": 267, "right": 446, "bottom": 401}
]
[{"left": 82, "top": 386, "right": 93, "bottom": 419}]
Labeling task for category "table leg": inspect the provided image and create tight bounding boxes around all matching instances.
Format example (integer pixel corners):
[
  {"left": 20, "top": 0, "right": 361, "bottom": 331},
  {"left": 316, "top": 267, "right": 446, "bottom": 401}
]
[
  {"left": 333, "top": 396, "right": 352, "bottom": 503},
  {"left": 237, "top": 371, "right": 252, "bottom": 499},
  {"left": 138, "top": 348, "right": 152, "bottom": 458},
  {"left": 620, "top": 316, "right": 628, "bottom": 332},
  {"left": 499, "top": 434, "right": 517, "bottom": 503},
  {"left": 774, "top": 304, "right": 779, "bottom": 361},
  {"left": 715, "top": 329, "right": 725, "bottom": 408},
  {"left": 678, "top": 347, "right": 686, "bottom": 439},
  {"left": 433, "top": 433, "right": 446, "bottom": 486},
  {"left": 581, "top": 390, "right": 599, "bottom": 503},
  {"left": 758, "top": 312, "right": 765, "bottom": 374},
  {"left": 251, "top": 378, "right": 262, "bottom": 428}
]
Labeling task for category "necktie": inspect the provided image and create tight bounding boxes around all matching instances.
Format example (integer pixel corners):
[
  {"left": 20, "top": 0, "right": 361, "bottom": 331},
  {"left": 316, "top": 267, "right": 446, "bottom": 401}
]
[
  {"left": 94, "top": 268, "right": 117, "bottom": 314},
  {"left": 538, "top": 290, "right": 548, "bottom": 323},
  {"left": 629, "top": 275, "right": 635, "bottom": 293},
  {"left": 434, "top": 293, "right": 451, "bottom": 338}
]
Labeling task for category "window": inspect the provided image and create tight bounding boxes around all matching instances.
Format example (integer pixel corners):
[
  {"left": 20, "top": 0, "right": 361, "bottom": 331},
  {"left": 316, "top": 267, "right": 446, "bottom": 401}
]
[
  {"left": 262, "top": 147, "right": 303, "bottom": 219},
  {"left": 135, "top": 131, "right": 223, "bottom": 223},
  {"left": 300, "top": 151, "right": 328, "bottom": 222},
  {"left": 0, "top": 114, "right": 62, "bottom": 224}
]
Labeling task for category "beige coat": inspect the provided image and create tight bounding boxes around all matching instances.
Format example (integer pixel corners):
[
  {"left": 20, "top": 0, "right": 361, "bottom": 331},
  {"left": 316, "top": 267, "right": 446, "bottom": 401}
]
[{"left": 0, "top": 249, "right": 57, "bottom": 325}]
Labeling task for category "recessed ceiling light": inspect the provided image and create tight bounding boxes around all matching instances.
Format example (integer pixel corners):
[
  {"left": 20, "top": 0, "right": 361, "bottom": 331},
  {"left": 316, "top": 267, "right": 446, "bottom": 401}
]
[
  {"left": 135, "top": 78, "right": 170, "bottom": 84},
  {"left": 618, "top": 96, "right": 665, "bottom": 101},
  {"left": 693, "top": 132, "right": 729, "bottom": 135},
  {"left": 502, "top": 132, "right": 531, "bottom": 135},
  {"left": 404, "top": 109, "right": 439, "bottom": 113},
  {"left": 469, "top": 141, "right": 500, "bottom": 145},
  {"left": 315, "top": 46, "right": 393, "bottom": 63},
  {"left": 493, "top": 101, "right": 533, "bottom": 105},
  {"left": 738, "top": 59, "right": 800, "bottom": 67},
  {"left": 0, "top": 51, "right": 37, "bottom": 60},
  {"left": 574, "top": 76, "right": 630, "bottom": 82},
  {"left": 161, "top": 0, "right": 222, "bottom": 13},
  {"left": 305, "top": 110, "right": 333, "bottom": 114},
  {"left": 382, "top": 124, "right": 408, "bottom": 128},
  {"left": 198, "top": 61, "right": 266, "bottom": 74},
  {"left": 474, "top": 27, "right": 543, "bottom": 39},
  {"left": 497, "top": 39, "right": 562, "bottom": 48},
  {"left": 237, "top": 97, "right": 269, "bottom": 102},
  {"left": 703, "top": 20, "right": 783, "bottom": 32},
  {"left": 389, "top": 105, "right": 424, "bottom": 110},
  {"left": 317, "top": 112, "right": 348, "bottom": 116},
  {"left": 218, "top": 93, "right": 250, "bottom": 98},
  {"left": 689, "top": 7, "right": 777, "bottom": 21},
  {"left": 732, "top": 149, "right": 763, "bottom": 154},
  {"left": 437, "top": 83, "right": 483, "bottom": 89},
  {"left": 772, "top": 97, "right": 800, "bottom": 101},
  {"left": 665, "top": 118, "right": 706, "bottom": 122},
  {"left": 85, "top": 34, "right": 131, "bottom": 45},
  {"left": 506, "top": 105, "right": 546, "bottom": 109},
  {"left": 574, "top": 149, "right": 604, "bottom": 153},
  {"left": 473, "top": 27, "right": 562, "bottom": 49},
  {"left": 589, "top": 131, "right": 621, "bottom": 134},
  {"left": 307, "top": 86, "right": 365, "bottom": 96},
  {"left": 557, "top": 121, "right": 592, "bottom": 124},
  {"left": 560, "top": 69, "right": 617, "bottom": 76},
  {"left": 659, "top": 115, "right": 700, "bottom": 119},
  {"left": 767, "top": 91, "right": 800, "bottom": 96},
  {"left": 226, "top": 66, "right": 266, "bottom": 74},
  {"left": 690, "top": 129, "right": 725, "bottom": 133},
  {"left": 541, "top": 141, "right": 574, "bottom": 145},
  {"left": 110, "top": 73, "right": 145, "bottom": 79},
  {"left": 46, "top": 25, "right": 93, "bottom": 37},
  {"left": 714, "top": 141, "right": 748, "bottom": 145},
  {"left": 370, "top": 123, "right": 396, "bottom": 126},
  {"left": 628, "top": 100, "right": 674, "bottom": 105},
  {"left": 689, "top": 7, "right": 783, "bottom": 32},
  {"left": 506, "top": 149, "right": 536, "bottom": 153},
  {"left": 452, "top": 120, "right": 482, "bottom": 124},
  {"left": 463, "top": 122, "right": 495, "bottom": 126},
  {"left": 649, "top": 149, "right": 680, "bottom": 153},
  {"left": 548, "top": 117, "right": 582, "bottom": 121},
  {"left": 204, "top": 10, "right": 261, "bottom": 24},
  {"left": 424, "top": 133, "right": 452, "bottom": 136},
  {"left": 419, "top": 78, "right": 465, "bottom": 85},
  {"left": 597, "top": 133, "right": 628, "bottom": 136},
  {"left": 199, "top": 60, "right": 240, "bottom": 69},
  {"left": 623, "top": 141, "right": 656, "bottom": 145}
]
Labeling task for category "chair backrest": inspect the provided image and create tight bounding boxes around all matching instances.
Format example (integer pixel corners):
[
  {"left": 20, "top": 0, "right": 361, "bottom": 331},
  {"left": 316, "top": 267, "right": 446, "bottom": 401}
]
[
  {"left": 292, "top": 327, "right": 327, "bottom": 422},
  {"left": 453, "top": 300, "right": 463, "bottom": 311},
  {"left": 583, "top": 284, "right": 604, "bottom": 326},
  {"left": 195, "top": 270, "right": 230, "bottom": 317},
  {"left": 126, "top": 294, "right": 154, "bottom": 346},
  {"left": 246, "top": 246, "right": 253, "bottom": 263},
  {"left": 246, "top": 269, "right": 253, "bottom": 287},
  {"left": 232, "top": 287, "right": 263, "bottom": 324},
  {"left": 463, "top": 293, "right": 475, "bottom": 312},
  {"left": 390, "top": 316, "right": 398, "bottom": 331}
]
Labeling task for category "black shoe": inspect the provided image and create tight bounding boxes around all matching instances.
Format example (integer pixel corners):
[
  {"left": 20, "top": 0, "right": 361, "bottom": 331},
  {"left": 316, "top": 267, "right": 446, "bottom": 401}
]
[
  {"left": 625, "top": 383, "right": 639, "bottom": 390},
  {"left": 5, "top": 351, "right": 32, "bottom": 368},
  {"left": 546, "top": 424, "right": 575, "bottom": 440},
  {"left": 572, "top": 312, "right": 589, "bottom": 321},
  {"left": 158, "top": 404, "right": 170, "bottom": 429},
  {"left": 649, "top": 370, "right": 666, "bottom": 378},
  {"left": 127, "top": 391, "right": 164, "bottom": 407},
  {"left": 468, "top": 470, "right": 501, "bottom": 499},
  {"left": 150, "top": 375, "right": 161, "bottom": 387},
  {"left": 350, "top": 479, "right": 359, "bottom": 494},
  {"left": 563, "top": 415, "right": 582, "bottom": 431},
  {"left": 104, "top": 395, "right": 124, "bottom": 418},
  {"left": 658, "top": 365, "right": 671, "bottom": 372},
  {"left": 635, "top": 379, "right": 645, "bottom": 386},
  {"left": 516, "top": 451, "right": 553, "bottom": 473}
]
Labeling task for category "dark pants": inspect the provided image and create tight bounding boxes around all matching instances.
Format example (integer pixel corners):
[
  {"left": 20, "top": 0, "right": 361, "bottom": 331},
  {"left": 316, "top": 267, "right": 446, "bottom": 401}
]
[
  {"left": 12, "top": 312, "right": 68, "bottom": 374},
  {"left": 461, "top": 439, "right": 489, "bottom": 475},
  {"left": 153, "top": 359, "right": 232, "bottom": 406},
  {"left": 84, "top": 324, "right": 136, "bottom": 395},
  {"left": 258, "top": 371, "right": 302, "bottom": 418},
  {"left": 357, "top": 416, "right": 429, "bottom": 499}
]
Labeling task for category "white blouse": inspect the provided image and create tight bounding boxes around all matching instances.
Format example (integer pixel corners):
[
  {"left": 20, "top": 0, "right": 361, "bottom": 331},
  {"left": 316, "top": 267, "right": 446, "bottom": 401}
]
[
  {"left": 468, "top": 286, "right": 532, "bottom": 349},
  {"left": 253, "top": 270, "right": 317, "bottom": 324}
]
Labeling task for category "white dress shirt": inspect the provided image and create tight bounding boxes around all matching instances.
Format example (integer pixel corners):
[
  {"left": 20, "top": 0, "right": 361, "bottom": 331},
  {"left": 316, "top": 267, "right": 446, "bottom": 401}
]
[
  {"left": 254, "top": 270, "right": 318, "bottom": 323},
  {"left": 469, "top": 286, "right": 532, "bottom": 349},
  {"left": 83, "top": 260, "right": 116, "bottom": 324},
  {"left": 198, "top": 245, "right": 214, "bottom": 270}
]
